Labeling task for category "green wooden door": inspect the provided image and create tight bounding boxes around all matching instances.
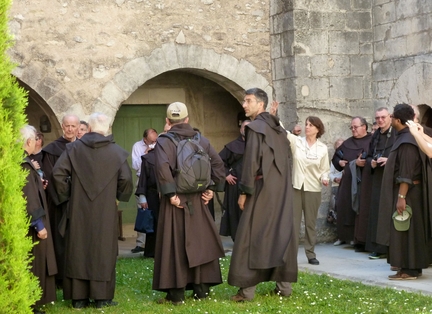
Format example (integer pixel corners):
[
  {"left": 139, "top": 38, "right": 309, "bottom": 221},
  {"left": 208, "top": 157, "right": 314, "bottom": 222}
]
[{"left": 112, "top": 105, "right": 166, "bottom": 223}]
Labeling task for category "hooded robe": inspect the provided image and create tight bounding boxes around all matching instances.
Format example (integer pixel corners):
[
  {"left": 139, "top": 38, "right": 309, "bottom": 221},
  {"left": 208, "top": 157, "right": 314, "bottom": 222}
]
[
  {"left": 52, "top": 132, "right": 133, "bottom": 300},
  {"left": 228, "top": 112, "right": 298, "bottom": 287}
]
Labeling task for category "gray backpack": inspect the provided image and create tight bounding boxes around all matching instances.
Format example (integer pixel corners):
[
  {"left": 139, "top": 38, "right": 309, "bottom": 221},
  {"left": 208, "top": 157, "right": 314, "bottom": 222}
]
[{"left": 161, "top": 132, "right": 212, "bottom": 194}]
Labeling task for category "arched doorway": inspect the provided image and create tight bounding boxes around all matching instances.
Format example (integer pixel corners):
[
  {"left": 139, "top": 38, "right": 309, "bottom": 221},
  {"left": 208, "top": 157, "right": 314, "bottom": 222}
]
[
  {"left": 113, "top": 70, "right": 244, "bottom": 224},
  {"left": 19, "top": 79, "right": 61, "bottom": 143}
]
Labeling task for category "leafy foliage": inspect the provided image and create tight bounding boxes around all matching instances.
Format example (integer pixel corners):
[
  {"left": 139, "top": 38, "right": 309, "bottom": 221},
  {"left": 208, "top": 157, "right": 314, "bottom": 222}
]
[{"left": 0, "top": 0, "right": 41, "bottom": 312}]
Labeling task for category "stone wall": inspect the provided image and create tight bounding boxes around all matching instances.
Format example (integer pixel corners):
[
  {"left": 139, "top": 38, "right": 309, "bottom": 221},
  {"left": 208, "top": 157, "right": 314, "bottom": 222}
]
[
  {"left": 270, "top": 0, "right": 374, "bottom": 242},
  {"left": 9, "top": 0, "right": 272, "bottom": 121},
  {"left": 372, "top": 0, "right": 432, "bottom": 110}
]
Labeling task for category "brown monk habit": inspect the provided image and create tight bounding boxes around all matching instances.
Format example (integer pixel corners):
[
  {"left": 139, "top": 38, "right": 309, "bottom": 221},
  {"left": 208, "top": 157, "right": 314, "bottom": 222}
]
[
  {"left": 41, "top": 136, "right": 71, "bottom": 284},
  {"left": 52, "top": 133, "right": 133, "bottom": 300},
  {"left": 22, "top": 155, "right": 57, "bottom": 307},
  {"left": 219, "top": 136, "right": 246, "bottom": 241},
  {"left": 331, "top": 133, "right": 372, "bottom": 243},
  {"left": 228, "top": 112, "right": 298, "bottom": 288}
]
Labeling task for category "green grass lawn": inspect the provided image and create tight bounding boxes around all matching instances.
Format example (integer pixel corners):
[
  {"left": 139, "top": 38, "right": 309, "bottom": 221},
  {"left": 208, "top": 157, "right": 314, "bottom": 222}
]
[{"left": 40, "top": 256, "right": 432, "bottom": 313}]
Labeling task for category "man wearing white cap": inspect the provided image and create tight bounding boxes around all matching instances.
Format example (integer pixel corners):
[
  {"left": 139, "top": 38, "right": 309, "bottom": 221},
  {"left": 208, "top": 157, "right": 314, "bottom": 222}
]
[{"left": 152, "top": 102, "right": 226, "bottom": 305}]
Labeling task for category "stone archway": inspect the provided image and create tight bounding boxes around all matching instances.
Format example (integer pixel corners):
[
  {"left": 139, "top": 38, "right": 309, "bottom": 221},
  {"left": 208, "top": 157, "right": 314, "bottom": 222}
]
[
  {"left": 91, "top": 43, "right": 273, "bottom": 116},
  {"left": 388, "top": 62, "right": 432, "bottom": 108}
]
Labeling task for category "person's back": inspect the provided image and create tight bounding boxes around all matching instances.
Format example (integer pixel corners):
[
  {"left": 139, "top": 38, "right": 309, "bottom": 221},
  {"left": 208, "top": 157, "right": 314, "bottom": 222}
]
[
  {"left": 52, "top": 113, "right": 133, "bottom": 309},
  {"left": 152, "top": 102, "right": 225, "bottom": 305}
]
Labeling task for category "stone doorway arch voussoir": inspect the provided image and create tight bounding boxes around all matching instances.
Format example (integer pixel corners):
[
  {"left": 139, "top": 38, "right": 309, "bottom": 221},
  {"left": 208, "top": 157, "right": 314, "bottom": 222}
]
[{"left": 93, "top": 43, "right": 273, "bottom": 114}]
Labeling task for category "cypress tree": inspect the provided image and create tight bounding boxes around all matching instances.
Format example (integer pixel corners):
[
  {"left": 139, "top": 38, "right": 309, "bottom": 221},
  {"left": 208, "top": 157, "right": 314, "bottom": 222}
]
[{"left": 0, "top": 0, "right": 42, "bottom": 312}]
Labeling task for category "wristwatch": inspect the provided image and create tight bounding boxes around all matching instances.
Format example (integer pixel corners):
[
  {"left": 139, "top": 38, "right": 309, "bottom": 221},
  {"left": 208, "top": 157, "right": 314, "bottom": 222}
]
[{"left": 398, "top": 194, "right": 406, "bottom": 199}]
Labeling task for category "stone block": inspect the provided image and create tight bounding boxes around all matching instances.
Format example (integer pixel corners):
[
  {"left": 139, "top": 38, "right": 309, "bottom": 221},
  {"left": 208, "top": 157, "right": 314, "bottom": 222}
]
[
  {"left": 48, "top": 89, "right": 77, "bottom": 115},
  {"left": 273, "top": 57, "right": 295, "bottom": 80},
  {"left": 294, "top": 56, "right": 311, "bottom": 78},
  {"left": 374, "top": 0, "right": 391, "bottom": 6},
  {"left": 297, "top": 77, "right": 330, "bottom": 100},
  {"left": 374, "top": 24, "right": 392, "bottom": 42},
  {"left": 412, "top": 14, "right": 432, "bottom": 33},
  {"left": 392, "top": 18, "right": 413, "bottom": 38},
  {"left": 307, "top": 0, "right": 350, "bottom": 11},
  {"left": 294, "top": 10, "right": 308, "bottom": 30},
  {"left": 385, "top": 36, "right": 407, "bottom": 59},
  {"left": 272, "top": 11, "right": 294, "bottom": 34},
  {"left": 395, "top": 0, "right": 421, "bottom": 19},
  {"left": 174, "top": 44, "right": 188, "bottom": 67},
  {"left": 373, "top": 41, "right": 386, "bottom": 62},
  {"left": 346, "top": 12, "right": 372, "bottom": 30},
  {"left": 270, "top": 34, "right": 282, "bottom": 59},
  {"left": 184, "top": 44, "right": 204, "bottom": 69},
  {"left": 373, "top": 2, "right": 396, "bottom": 26},
  {"left": 146, "top": 47, "right": 169, "bottom": 76},
  {"left": 350, "top": 55, "right": 373, "bottom": 76},
  {"left": 394, "top": 57, "right": 415, "bottom": 78},
  {"left": 161, "top": 43, "right": 179, "bottom": 70},
  {"left": 36, "top": 77, "right": 63, "bottom": 101},
  {"left": 270, "top": 0, "right": 294, "bottom": 16},
  {"left": 90, "top": 99, "right": 117, "bottom": 119},
  {"left": 330, "top": 76, "right": 364, "bottom": 99},
  {"left": 376, "top": 80, "right": 393, "bottom": 99},
  {"left": 352, "top": 0, "right": 372, "bottom": 10},
  {"left": 201, "top": 48, "right": 221, "bottom": 73},
  {"left": 311, "top": 55, "right": 350, "bottom": 77},
  {"left": 329, "top": 31, "right": 359, "bottom": 54},
  {"left": 406, "top": 31, "right": 431, "bottom": 56},
  {"left": 20, "top": 62, "right": 47, "bottom": 90},
  {"left": 281, "top": 31, "right": 294, "bottom": 57},
  {"left": 360, "top": 42, "right": 373, "bottom": 54},
  {"left": 113, "top": 70, "right": 139, "bottom": 95},
  {"left": 121, "top": 57, "right": 154, "bottom": 86},
  {"left": 100, "top": 81, "right": 126, "bottom": 109},
  {"left": 295, "top": 30, "right": 328, "bottom": 55},
  {"left": 364, "top": 80, "right": 372, "bottom": 99},
  {"left": 217, "top": 53, "right": 240, "bottom": 80},
  {"left": 323, "top": 12, "right": 346, "bottom": 31},
  {"left": 359, "top": 31, "right": 374, "bottom": 43},
  {"left": 373, "top": 98, "right": 388, "bottom": 110},
  {"left": 373, "top": 60, "right": 396, "bottom": 81},
  {"left": 309, "top": 11, "right": 323, "bottom": 29},
  {"left": 234, "top": 60, "right": 268, "bottom": 90},
  {"left": 273, "top": 78, "right": 296, "bottom": 103}
]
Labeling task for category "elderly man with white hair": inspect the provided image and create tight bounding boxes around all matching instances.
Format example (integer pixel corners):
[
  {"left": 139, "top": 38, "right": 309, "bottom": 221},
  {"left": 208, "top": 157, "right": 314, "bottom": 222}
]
[{"left": 53, "top": 113, "right": 133, "bottom": 309}]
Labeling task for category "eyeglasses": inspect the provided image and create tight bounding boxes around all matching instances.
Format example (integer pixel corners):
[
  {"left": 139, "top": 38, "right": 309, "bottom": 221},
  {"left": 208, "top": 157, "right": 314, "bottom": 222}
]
[
  {"left": 348, "top": 125, "right": 364, "bottom": 130},
  {"left": 375, "top": 115, "right": 389, "bottom": 121}
]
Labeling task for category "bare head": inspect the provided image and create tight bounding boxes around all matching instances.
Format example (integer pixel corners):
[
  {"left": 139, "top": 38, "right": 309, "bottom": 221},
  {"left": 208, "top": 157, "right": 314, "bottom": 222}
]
[
  {"left": 77, "top": 120, "right": 89, "bottom": 139},
  {"left": 88, "top": 113, "right": 111, "bottom": 135},
  {"left": 61, "top": 114, "right": 80, "bottom": 141}
]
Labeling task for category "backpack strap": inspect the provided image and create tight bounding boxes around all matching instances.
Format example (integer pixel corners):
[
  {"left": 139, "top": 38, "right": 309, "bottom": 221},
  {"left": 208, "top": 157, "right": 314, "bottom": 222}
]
[{"left": 160, "top": 132, "right": 180, "bottom": 146}]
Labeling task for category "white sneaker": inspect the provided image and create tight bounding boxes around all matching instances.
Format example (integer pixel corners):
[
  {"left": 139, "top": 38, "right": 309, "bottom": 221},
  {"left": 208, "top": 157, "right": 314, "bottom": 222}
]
[{"left": 333, "top": 239, "right": 345, "bottom": 246}]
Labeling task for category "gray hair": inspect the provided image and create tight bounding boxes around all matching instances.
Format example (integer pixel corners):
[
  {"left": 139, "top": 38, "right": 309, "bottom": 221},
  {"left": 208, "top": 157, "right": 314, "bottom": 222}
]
[
  {"left": 62, "top": 114, "right": 80, "bottom": 125},
  {"left": 20, "top": 125, "right": 37, "bottom": 143},
  {"left": 88, "top": 113, "right": 111, "bottom": 135}
]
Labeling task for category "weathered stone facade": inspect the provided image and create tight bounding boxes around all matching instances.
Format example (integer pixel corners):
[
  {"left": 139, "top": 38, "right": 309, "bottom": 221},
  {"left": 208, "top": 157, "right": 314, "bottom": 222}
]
[
  {"left": 8, "top": 0, "right": 432, "bottom": 240},
  {"left": 9, "top": 0, "right": 273, "bottom": 144}
]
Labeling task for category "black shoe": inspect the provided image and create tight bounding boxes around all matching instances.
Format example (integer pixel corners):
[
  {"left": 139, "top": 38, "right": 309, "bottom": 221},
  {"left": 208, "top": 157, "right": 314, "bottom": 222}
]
[
  {"left": 308, "top": 258, "right": 320, "bottom": 265},
  {"left": 72, "top": 299, "right": 90, "bottom": 309},
  {"left": 131, "top": 246, "right": 145, "bottom": 253},
  {"left": 95, "top": 299, "right": 118, "bottom": 308},
  {"left": 354, "top": 245, "right": 365, "bottom": 252}
]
